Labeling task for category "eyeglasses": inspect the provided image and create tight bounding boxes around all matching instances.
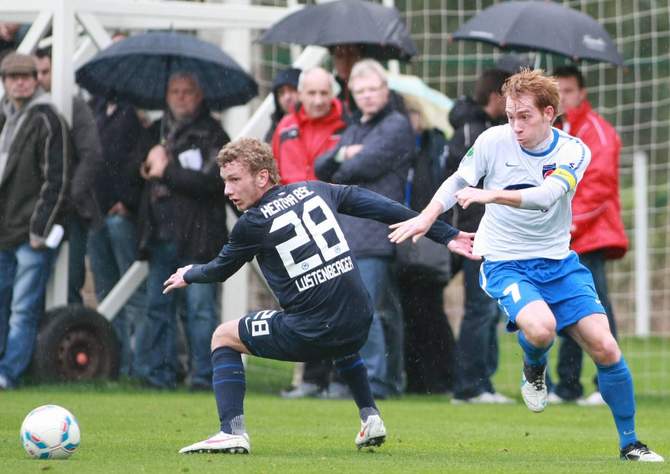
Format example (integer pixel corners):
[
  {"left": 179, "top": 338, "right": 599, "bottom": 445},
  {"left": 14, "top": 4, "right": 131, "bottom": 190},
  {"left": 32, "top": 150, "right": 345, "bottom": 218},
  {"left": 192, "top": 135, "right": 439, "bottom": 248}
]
[{"left": 351, "top": 84, "right": 386, "bottom": 96}]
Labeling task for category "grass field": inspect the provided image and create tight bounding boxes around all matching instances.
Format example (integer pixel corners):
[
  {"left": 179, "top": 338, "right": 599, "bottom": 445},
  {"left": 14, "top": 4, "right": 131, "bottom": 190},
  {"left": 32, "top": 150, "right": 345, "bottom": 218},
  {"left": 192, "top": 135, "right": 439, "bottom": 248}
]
[{"left": 1, "top": 335, "right": 668, "bottom": 473}]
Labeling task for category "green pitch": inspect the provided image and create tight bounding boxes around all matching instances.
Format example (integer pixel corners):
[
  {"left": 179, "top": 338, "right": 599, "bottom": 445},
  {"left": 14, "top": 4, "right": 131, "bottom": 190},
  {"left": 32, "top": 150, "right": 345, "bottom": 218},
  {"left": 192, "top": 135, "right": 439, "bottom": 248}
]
[
  {"left": 1, "top": 335, "right": 668, "bottom": 473},
  {"left": 1, "top": 387, "right": 668, "bottom": 473}
]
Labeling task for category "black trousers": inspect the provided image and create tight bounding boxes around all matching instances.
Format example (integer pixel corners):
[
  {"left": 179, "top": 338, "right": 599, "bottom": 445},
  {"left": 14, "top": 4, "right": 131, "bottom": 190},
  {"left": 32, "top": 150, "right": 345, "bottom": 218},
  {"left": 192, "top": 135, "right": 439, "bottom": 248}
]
[{"left": 397, "top": 269, "right": 455, "bottom": 394}]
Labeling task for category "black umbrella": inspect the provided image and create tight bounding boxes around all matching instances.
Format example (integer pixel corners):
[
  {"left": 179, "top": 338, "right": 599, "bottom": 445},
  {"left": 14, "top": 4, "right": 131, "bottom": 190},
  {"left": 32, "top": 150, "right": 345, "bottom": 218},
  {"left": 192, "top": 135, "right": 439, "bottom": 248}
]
[
  {"left": 76, "top": 32, "right": 258, "bottom": 110},
  {"left": 451, "top": 1, "right": 623, "bottom": 66},
  {"left": 258, "top": 0, "right": 417, "bottom": 61}
]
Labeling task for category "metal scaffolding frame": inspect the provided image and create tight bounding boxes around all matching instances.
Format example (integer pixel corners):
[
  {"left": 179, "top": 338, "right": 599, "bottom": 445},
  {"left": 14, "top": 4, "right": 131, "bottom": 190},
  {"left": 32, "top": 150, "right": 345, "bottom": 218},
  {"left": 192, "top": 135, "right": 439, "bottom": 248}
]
[{"left": 0, "top": 0, "right": 328, "bottom": 322}]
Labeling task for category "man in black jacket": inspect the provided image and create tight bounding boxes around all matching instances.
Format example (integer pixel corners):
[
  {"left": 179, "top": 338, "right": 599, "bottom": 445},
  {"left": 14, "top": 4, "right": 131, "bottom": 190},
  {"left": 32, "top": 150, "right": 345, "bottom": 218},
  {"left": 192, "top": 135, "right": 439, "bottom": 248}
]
[
  {"left": 133, "top": 72, "right": 230, "bottom": 389},
  {"left": 34, "top": 48, "right": 103, "bottom": 305},
  {"left": 446, "top": 68, "right": 515, "bottom": 404},
  {"left": 0, "top": 53, "right": 70, "bottom": 389},
  {"left": 316, "top": 59, "right": 413, "bottom": 398}
]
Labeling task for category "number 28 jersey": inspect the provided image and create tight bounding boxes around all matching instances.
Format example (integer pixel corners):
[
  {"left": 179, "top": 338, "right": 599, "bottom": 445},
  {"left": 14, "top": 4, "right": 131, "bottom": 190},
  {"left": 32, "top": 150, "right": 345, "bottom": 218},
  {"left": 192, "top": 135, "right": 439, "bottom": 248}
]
[{"left": 185, "top": 181, "right": 457, "bottom": 345}]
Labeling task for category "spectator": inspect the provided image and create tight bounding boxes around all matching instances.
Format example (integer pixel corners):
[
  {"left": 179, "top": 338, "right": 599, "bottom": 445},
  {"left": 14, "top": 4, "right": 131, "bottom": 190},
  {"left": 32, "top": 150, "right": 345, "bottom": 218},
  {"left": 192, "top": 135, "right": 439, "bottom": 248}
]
[
  {"left": 88, "top": 93, "right": 146, "bottom": 377},
  {"left": 133, "top": 72, "right": 230, "bottom": 389},
  {"left": 549, "top": 65, "right": 628, "bottom": 406},
  {"left": 264, "top": 67, "right": 300, "bottom": 142},
  {"left": 0, "top": 53, "right": 70, "bottom": 389},
  {"left": 272, "top": 67, "right": 346, "bottom": 183},
  {"left": 315, "top": 59, "right": 413, "bottom": 398},
  {"left": 446, "top": 68, "right": 514, "bottom": 404},
  {"left": 329, "top": 44, "right": 363, "bottom": 118},
  {"left": 270, "top": 66, "right": 347, "bottom": 399},
  {"left": 396, "top": 94, "right": 456, "bottom": 394},
  {"left": 33, "top": 48, "right": 104, "bottom": 305}
]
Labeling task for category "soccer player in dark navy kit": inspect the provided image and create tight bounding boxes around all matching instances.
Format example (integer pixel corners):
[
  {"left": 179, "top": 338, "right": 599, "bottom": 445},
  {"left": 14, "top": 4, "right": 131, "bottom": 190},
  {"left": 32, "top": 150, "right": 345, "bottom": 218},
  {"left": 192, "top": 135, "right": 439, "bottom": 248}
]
[{"left": 165, "top": 138, "right": 475, "bottom": 454}]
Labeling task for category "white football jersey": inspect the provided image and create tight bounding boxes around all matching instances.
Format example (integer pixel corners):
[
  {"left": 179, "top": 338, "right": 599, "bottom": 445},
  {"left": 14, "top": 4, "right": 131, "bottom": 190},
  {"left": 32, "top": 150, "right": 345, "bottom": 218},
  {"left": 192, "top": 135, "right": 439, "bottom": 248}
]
[{"left": 457, "top": 125, "right": 591, "bottom": 261}]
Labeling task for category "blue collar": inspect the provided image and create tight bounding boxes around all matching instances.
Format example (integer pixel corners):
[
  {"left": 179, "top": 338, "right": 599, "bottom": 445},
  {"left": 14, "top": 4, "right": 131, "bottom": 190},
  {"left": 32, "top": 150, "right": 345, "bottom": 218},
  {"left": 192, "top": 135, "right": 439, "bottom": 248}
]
[{"left": 521, "top": 129, "right": 559, "bottom": 157}]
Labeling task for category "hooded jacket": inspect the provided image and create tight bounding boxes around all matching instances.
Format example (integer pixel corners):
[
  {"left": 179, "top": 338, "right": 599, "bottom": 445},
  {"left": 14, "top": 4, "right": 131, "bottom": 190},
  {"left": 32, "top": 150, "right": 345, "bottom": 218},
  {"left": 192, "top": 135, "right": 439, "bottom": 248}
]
[
  {"left": 0, "top": 89, "right": 70, "bottom": 249},
  {"left": 563, "top": 99, "right": 628, "bottom": 259},
  {"left": 265, "top": 67, "right": 301, "bottom": 142},
  {"left": 272, "top": 98, "right": 346, "bottom": 184}
]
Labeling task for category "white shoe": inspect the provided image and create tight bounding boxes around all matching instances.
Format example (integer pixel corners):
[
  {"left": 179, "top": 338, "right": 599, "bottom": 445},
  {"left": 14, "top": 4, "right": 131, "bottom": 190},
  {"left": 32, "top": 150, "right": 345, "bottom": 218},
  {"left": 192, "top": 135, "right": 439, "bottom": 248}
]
[
  {"left": 179, "top": 431, "right": 250, "bottom": 454},
  {"left": 355, "top": 414, "right": 386, "bottom": 449},
  {"left": 620, "top": 441, "right": 664, "bottom": 462},
  {"left": 521, "top": 363, "right": 547, "bottom": 413},
  {"left": 280, "top": 382, "right": 322, "bottom": 399},
  {"left": 451, "top": 392, "right": 514, "bottom": 404},
  {"left": 546, "top": 392, "right": 566, "bottom": 404},
  {"left": 576, "top": 391, "right": 606, "bottom": 406}
]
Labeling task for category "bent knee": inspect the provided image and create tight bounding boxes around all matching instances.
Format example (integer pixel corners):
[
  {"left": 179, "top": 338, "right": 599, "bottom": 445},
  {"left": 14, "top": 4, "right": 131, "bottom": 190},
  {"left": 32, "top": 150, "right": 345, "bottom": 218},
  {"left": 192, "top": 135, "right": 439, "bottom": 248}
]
[
  {"left": 210, "top": 323, "right": 235, "bottom": 351},
  {"left": 524, "top": 321, "right": 556, "bottom": 347},
  {"left": 592, "top": 336, "right": 621, "bottom": 365}
]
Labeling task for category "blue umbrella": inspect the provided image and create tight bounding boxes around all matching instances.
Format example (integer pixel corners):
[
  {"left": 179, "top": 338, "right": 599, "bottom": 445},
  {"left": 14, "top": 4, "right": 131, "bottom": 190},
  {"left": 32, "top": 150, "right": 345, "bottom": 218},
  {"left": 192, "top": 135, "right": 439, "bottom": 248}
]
[{"left": 76, "top": 32, "right": 258, "bottom": 110}]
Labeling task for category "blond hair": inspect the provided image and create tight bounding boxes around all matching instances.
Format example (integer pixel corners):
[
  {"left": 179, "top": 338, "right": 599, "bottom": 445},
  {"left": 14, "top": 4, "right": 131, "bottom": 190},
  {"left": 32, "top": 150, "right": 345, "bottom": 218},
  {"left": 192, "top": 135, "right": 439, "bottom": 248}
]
[
  {"left": 502, "top": 68, "right": 560, "bottom": 114},
  {"left": 216, "top": 138, "right": 280, "bottom": 185},
  {"left": 348, "top": 59, "right": 388, "bottom": 88}
]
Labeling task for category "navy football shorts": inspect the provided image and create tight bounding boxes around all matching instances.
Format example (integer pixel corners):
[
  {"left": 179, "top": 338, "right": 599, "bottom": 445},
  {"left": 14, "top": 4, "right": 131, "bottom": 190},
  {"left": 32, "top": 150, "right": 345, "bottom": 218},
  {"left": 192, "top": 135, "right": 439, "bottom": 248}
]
[{"left": 237, "top": 309, "right": 366, "bottom": 362}]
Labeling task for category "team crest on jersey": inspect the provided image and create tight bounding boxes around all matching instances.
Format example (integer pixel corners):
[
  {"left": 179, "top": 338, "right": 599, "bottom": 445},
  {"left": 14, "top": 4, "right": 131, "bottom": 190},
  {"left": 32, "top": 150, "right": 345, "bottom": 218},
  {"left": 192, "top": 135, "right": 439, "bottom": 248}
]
[{"left": 542, "top": 163, "right": 557, "bottom": 178}]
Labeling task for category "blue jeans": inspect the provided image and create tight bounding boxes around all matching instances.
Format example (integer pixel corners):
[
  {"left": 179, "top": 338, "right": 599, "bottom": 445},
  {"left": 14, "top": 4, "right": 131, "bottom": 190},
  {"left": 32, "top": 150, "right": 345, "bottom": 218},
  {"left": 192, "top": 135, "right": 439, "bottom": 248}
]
[
  {"left": 378, "top": 265, "right": 404, "bottom": 396},
  {"left": 134, "top": 240, "right": 218, "bottom": 389},
  {"left": 88, "top": 214, "right": 146, "bottom": 376},
  {"left": 453, "top": 256, "right": 501, "bottom": 399},
  {"left": 357, "top": 256, "right": 392, "bottom": 398},
  {"left": 0, "top": 243, "right": 54, "bottom": 386}
]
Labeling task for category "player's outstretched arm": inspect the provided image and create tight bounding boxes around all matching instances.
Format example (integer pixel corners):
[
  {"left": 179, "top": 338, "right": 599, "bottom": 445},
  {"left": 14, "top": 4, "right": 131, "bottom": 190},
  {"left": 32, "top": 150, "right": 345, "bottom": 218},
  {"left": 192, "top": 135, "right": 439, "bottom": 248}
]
[
  {"left": 163, "top": 264, "right": 193, "bottom": 294},
  {"left": 388, "top": 200, "right": 443, "bottom": 244}
]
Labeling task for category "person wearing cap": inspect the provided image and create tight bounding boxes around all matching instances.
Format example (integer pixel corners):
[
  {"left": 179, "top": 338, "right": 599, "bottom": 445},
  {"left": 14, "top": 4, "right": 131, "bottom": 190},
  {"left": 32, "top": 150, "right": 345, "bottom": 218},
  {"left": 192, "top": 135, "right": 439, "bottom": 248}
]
[
  {"left": 0, "top": 52, "right": 70, "bottom": 389},
  {"left": 264, "top": 67, "right": 300, "bottom": 142}
]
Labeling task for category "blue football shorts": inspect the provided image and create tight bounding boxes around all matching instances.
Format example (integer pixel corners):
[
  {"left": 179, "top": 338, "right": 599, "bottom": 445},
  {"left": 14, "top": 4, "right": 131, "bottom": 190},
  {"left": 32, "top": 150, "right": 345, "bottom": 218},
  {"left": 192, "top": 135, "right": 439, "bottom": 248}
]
[
  {"left": 480, "top": 251, "right": 606, "bottom": 334},
  {"left": 237, "top": 309, "right": 366, "bottom": 362}
]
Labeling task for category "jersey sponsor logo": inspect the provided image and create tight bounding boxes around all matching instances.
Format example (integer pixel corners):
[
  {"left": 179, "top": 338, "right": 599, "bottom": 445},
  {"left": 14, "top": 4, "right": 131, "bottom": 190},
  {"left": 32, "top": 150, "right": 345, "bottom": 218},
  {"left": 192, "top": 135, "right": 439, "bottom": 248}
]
[
  {"left": 465, "top": 147, "right": 474, "bottom": 158},
  {"left": 295, "top": 255, "right": 354, "bottom": 292},
  {"left": 260, "top": 186, "right": 315, "bottom": 218},
  {"left": 504, "top": 161, "right": 519, "bottom": 167},
  {"left": 542, "top": 163, "right": 556, "bottom": 178}
]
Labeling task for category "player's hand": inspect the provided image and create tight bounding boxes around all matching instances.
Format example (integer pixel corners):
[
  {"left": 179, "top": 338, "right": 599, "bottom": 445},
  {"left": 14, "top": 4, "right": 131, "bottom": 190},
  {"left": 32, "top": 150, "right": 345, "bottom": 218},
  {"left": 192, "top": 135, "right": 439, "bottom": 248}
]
[
  {"left": 163, "top": 264, "right": 193, "bottom": 294},
  {"left": 455, "top": 187, "right": 494, "bottom": 209},
  {"left": 388, "top": 213, "right": 435, "bottom": 244},
  {"left": 447, "top": 231, "right": 480, "bottom": 261}
]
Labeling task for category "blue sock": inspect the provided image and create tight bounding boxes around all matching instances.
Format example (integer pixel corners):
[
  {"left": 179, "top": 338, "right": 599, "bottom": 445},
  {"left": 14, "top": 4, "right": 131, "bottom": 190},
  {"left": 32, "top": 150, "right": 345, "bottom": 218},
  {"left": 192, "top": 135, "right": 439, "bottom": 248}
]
[
  {"left": 334, "top": 353, "right": 378, "bottom": 420},
  {"left": 597, "top": 357, "right": 636, "bottom": 448},
  {"left": 211, "top": 347, "right": 246, "bottom": 434},
  {"left": 517, "top": 331, "right": 553, "bottom": 366}
]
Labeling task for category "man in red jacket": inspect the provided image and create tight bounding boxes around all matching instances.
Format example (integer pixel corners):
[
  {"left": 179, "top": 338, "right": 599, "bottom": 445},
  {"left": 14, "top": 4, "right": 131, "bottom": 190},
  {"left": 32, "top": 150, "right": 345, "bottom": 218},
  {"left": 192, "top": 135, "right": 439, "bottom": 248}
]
[
  {"left": 549, "top": 65, "right": 629, "bottom": 406},
  {"left": 272, "top": 67, "right": 346, "bottom": 184}
]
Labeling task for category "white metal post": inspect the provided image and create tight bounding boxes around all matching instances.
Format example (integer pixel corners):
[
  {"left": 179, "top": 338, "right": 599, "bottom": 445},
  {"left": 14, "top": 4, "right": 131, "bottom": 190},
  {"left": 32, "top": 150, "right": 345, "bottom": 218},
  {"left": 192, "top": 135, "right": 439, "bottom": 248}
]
[{"left": 633, "top": 151, "right": 650, "bottom": 336}]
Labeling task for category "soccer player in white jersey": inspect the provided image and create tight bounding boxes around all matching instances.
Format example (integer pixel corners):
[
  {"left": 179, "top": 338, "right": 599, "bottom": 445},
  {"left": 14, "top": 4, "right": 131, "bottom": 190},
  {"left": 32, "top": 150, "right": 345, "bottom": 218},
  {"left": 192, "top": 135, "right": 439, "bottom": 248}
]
[{"left": 389, "top": 69, "right": 663, "bottom": 462}]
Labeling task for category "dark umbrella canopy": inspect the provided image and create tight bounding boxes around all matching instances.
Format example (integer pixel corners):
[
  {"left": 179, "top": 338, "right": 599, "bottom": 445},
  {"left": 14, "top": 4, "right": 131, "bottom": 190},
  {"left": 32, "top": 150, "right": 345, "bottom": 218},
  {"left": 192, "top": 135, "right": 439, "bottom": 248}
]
[
  {"left": 76, "top": 32, "right": 258, "bottom": 110},
  {"left": 259, "top": 0, "right": 417, "bottom": 61},
  {"left": 451, "top": 1, "right": 623, "bottom": 66}
]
